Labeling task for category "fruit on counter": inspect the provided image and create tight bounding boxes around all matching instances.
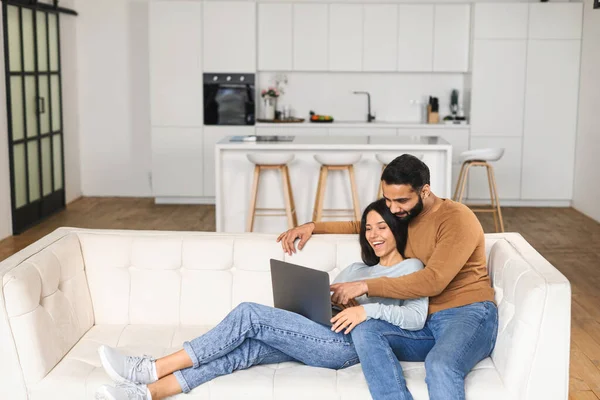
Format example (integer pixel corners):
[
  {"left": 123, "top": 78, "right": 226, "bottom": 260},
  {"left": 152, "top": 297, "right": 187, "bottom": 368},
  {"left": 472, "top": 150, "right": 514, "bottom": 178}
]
[{"left": 309, "top": 110, "right": 334, "bottom": 122}]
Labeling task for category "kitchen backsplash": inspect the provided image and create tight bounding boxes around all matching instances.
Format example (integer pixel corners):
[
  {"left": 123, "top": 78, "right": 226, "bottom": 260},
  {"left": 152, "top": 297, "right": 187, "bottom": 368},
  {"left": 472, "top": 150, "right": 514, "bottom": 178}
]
[{"left": 258, "top": 72, "right": 467, "bottom": 123}]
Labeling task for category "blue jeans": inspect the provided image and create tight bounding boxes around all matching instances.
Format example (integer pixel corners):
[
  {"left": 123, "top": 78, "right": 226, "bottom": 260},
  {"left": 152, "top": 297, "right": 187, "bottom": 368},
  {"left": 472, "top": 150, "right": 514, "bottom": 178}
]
[
  {"left": 173, "top": 302, "right": 360, "bottom": 392},
  {"left": 351, "top": 301, "right": 498, "bottom": 400}
]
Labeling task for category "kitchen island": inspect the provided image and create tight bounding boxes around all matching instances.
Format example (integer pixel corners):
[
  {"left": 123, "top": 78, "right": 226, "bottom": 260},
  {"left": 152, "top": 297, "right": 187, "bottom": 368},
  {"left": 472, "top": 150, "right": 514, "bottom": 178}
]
[{"left": 216, "top": 135, "right": 452, "bottom": 233}]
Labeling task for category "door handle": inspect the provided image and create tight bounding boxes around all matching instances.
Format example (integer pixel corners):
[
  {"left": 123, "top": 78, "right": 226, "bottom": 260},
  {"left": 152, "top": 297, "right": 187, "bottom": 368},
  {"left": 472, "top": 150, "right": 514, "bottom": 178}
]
[{"left": 37, "top": 96, "right": 45, "bottom": 114}]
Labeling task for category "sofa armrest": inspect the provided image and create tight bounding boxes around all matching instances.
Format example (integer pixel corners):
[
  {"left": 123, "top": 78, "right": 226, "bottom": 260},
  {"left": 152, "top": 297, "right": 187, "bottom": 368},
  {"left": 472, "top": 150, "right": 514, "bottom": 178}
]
[
  {"left": 487, "top": 234, "right": 570, "bottom": 400},
  {"left": 0, "top": 228, "right": 95, "bottom": 388}
]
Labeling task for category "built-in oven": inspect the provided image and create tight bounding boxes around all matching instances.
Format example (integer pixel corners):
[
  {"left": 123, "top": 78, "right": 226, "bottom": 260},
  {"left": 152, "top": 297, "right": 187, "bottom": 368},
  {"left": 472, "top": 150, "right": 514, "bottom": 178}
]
[{"left": 203, "top": 73, "right": 255, "bottom": 126}]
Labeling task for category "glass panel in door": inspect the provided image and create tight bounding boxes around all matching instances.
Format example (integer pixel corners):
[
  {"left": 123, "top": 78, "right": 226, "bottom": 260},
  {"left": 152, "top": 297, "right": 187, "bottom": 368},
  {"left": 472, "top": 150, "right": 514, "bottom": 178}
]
[
  {"left": 38, "top": 74, "right": 50, "bottom": 134},
  {"left": 52, "top": 134, "right": 63, "bottom": 190},
  {"left": 25, "top": 76, "right": 37, "bottom": 138},
  {"left": 41, "top": 136, "right": 52, "bottom": 196},
  {"left": 13, "top": 143, "right": 26, "bottom": 208},
  {"left": 7, "top": 6, "right": 21, "bottom": 72},
  {"left": 10, "top": 76, "right": 24, "bottom": 141},
  {"left": 36, "top": 11, "right": 48, "bottom": 72},
  {"left": 48, "top": 13, "right": 58, "bottom": 71},
  {"left": 27, "top": 140, "right": 40, "bottom": 202},
  {"left": 51, "top": 75, "right": 61, "bottom": 131},
  {"left": 22, "top": 8, "right": 35, "bottom": 72}
]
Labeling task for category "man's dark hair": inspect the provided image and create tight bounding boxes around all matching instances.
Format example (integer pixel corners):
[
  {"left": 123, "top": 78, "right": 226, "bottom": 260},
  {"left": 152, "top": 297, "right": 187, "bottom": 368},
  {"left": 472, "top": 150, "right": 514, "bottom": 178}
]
[
  {"left": 359, "top": 198, "right": 408, "bottom": 266},
  {"left": 381, "top": 154, "right": 430, "bottom": 191}
]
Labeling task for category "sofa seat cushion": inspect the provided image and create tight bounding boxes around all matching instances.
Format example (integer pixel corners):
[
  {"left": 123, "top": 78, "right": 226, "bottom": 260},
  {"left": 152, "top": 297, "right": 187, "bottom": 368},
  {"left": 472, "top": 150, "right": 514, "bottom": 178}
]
[{"left": 28, "top": 324, "right": 509, "bottom": 400}]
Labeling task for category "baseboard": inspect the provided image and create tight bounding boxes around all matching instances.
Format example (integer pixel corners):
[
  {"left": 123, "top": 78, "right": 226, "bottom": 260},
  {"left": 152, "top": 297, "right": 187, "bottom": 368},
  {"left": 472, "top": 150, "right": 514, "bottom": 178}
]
[
  {"left": 464, "top": 199, "right": 571, "bottom": 207},
  {"left": 154, "top": 197, "right": 216, "bottom": 205}
]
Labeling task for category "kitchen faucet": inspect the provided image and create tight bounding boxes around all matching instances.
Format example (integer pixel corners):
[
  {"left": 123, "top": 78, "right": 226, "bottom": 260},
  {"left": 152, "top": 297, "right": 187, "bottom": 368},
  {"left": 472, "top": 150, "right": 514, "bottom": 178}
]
[{"left": 353, "top": 91, "right": 376, "bottom": 123}]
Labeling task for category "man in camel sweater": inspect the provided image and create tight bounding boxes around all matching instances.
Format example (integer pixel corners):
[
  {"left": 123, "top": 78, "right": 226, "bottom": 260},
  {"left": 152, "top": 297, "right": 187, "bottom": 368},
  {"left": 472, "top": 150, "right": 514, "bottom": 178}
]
[{"left": 277, "top": 154, "right": 498, "bottom": 400}]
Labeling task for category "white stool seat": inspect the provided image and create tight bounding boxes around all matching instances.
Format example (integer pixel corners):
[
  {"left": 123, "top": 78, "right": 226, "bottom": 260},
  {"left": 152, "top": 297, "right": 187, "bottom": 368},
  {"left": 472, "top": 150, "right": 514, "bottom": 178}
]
[
  {"left": 460, "top": 148, "right": 504, "bottom": 163},
  {"left": 376, "top": 153, "right": 424, "bottom": 166},
  {"left": 314, "top": 153, "right": 362, "bottom": 166},
  {"left": 247, "top": 153, "right": 294, "bottom": 166}
]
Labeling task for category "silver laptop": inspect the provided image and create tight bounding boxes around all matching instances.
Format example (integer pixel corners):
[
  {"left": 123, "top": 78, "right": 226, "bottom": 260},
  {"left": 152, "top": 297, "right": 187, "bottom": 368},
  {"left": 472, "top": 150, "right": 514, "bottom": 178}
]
[{"left": 270, "top": 259, "right": 341, "bottom": 327}]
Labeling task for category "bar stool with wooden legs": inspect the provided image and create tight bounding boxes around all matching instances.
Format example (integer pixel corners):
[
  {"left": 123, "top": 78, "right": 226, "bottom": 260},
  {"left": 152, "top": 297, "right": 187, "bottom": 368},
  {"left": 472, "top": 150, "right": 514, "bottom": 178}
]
[
  {"left": 375, "top": 153, "right": 424, "bottom": 199},
  {"left": 453, "top": 148, "right": 505, "bottom": 232},
  {"left": 312, "top": 153, "right": 362, "bottom": 222},
  {"left": 246, "top": 153, "right": 298, "bottom": 232}
]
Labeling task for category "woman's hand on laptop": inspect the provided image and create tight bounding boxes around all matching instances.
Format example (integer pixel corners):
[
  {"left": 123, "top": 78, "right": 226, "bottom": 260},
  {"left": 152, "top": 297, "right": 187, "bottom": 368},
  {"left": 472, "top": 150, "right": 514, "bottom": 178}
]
[
  {"left": 332, "top": 298, "right": 359, "bottom": 310},
  {"left": 276, "top": 222, "right": 315, "bottom": 255},
  {"left": 330, "top": 306, "right": 367, "bottom": 334}
]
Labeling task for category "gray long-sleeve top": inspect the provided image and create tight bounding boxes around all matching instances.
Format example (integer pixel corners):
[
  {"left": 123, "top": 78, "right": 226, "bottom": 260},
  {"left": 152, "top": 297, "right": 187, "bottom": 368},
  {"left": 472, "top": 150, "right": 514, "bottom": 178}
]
[{"left": 333, "top": 258, "right": 428, "bottom": 331}]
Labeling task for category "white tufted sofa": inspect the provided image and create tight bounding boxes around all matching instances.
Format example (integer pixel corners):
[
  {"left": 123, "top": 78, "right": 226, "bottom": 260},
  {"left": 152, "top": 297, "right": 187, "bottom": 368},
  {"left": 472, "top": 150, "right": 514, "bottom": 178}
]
[{"left": 0, "top": 228, "right": 570, "bottom": 400}]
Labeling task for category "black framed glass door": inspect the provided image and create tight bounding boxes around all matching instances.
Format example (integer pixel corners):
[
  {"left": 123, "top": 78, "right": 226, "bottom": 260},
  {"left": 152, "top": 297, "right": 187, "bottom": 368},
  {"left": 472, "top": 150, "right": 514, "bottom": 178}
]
[{"left": 3, "top": 2, "right": 65, "bottom": 234}]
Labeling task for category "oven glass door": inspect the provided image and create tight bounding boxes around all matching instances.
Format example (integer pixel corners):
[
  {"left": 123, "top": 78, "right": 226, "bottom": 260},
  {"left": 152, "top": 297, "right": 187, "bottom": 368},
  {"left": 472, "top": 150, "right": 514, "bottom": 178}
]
[{"left": 204, "top": 81, "right": 255, "bottom": 126}]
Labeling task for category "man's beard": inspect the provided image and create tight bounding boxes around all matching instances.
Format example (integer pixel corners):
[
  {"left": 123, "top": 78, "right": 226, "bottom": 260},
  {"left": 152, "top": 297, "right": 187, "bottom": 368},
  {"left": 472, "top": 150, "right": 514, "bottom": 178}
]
[{"left": 395, "top": 195, "right": 424, "bottom": 222}]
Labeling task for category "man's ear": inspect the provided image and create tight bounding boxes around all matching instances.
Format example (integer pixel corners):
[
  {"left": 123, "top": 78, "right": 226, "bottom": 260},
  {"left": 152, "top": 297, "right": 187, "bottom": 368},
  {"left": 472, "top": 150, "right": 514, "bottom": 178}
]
[{"left": 421, "top": 184, "right": 431, "bottom": 198}]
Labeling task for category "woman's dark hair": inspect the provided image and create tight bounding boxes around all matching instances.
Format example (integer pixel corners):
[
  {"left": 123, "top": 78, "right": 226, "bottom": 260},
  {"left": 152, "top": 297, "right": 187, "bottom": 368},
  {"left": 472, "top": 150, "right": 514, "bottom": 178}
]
[
  {"left": 381, "top": 154, "right": 430, "bottom": 190},
  {"left": 359, "top": 198, "right": 408, "bottom": 266}
]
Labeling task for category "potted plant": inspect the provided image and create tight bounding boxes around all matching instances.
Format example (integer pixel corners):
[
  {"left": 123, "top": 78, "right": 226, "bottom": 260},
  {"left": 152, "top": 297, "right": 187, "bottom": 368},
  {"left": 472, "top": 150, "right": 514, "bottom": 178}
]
[{"left": 261, "top": 87, "right": 280, "bottom": 120}]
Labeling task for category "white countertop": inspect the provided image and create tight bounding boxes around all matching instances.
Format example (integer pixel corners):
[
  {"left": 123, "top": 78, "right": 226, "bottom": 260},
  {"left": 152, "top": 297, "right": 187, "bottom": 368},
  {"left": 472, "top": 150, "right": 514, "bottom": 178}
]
[
  {"left": 217, "top": 135, "right": 452, "bottom": 150},
  {"left": 255, "top": 121, "right": 469, "bottom": 129}
]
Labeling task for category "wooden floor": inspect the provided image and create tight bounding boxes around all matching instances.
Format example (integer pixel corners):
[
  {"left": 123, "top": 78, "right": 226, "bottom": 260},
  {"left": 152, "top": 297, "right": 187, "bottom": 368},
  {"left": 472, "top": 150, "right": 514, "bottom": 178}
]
[{"left": 1, "top": 197, "right": 599, "bottom": 398}]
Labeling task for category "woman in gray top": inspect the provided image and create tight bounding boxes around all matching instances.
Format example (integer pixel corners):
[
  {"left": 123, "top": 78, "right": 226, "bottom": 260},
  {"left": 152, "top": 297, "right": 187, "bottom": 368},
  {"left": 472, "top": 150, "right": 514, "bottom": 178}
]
[{"left": 95, "top": 199, "right": 428, "bottom": 400}]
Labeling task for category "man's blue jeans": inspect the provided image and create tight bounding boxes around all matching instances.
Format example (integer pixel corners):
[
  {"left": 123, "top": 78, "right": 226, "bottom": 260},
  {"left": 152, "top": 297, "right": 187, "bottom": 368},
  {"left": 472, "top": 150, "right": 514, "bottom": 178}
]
[
  {"left": 351, "top": 301, "right": 498, "bottom": 400},
  {"left": 173, "top": 302, "right": 360, "bottom": 392}
]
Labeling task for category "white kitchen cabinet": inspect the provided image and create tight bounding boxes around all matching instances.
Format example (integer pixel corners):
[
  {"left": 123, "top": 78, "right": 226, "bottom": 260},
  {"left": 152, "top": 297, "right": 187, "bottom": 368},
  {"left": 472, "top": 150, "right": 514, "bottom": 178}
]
[
  {"left": 433, "top": 5, "right": 471, "bottom": 72},
  {"left": 473, "top": 3, "right": 528, "bottom": 39},
  {"left": 258, "top": 3, "right": 292, "bottom": 71},
  {"left": 528, "top": 3, "right": 583, "bottom": 40},
  {"left": 397, "top": 5, "right": 434, "bottom": 72},
  {"left": 149, "top": 1, "right": 203, "bottom": 127},
  {"left": 151, "top": 127, "right": 203, "bottom": 197},
  {"left": 397, "top": 128, "right": 469, "bottom": 194},
  {"left": 468, "top": 137, "right": 522, "bottom": 200},
  {"left": 470, "top": 40, "right": 527, "bottom": 137},
  {"left": 328, "top": 127, "right": 396, "bottom": 137},
  {"left": 363, "top": 4, "right": 397, "bottom": 72},
  {"left": 204, "top": 127, "right": 255, "bottom": 197},
  {"left": 329, "top": 4, "right": 363, "bottom": 72},
  {"left": 203, "top": 1, "right": 256, "bottom": 72},
  {"left": 521, "top": 40, "right": 581, "bottom": 200},
  {"left": 293, "top": 4, "right": 328, "bottom": 71}
]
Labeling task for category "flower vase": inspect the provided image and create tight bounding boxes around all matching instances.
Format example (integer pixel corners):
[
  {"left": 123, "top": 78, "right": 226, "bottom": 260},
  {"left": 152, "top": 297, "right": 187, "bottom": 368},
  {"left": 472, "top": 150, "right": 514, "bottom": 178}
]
[{"left": 263, "top": 97, "right": 276, "bottom": 120}]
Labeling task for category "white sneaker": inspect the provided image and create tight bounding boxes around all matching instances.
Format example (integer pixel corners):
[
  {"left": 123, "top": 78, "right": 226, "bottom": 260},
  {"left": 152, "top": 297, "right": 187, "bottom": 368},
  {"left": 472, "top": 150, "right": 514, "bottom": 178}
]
[
  {"left": 95, "top": 382, "right": 151, "bottom": 400},
  {"left": 98, "top": 345, "right": 157, "bottom": 385}
]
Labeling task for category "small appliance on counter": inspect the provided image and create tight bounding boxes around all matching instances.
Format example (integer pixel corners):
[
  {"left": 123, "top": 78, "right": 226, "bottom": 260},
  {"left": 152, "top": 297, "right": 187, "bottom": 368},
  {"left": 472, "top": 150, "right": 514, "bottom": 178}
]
[
  {"left": 443, "top": 89, "right": 468, "bottom": 125},
  {"left": 204, "top": 73, "right": 255, "bottom": 126}
]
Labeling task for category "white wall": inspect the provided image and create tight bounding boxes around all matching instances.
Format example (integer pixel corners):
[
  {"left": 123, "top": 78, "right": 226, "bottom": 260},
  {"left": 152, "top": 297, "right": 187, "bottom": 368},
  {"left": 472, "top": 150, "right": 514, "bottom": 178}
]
[
  {"left": 61, "top": 1, "right": 82, "bottom": 204},
  {"left": 259, "top": 72, "right": 465, "bottom": 123},
  {"left": 75, "top": 0, "right": 151, "bottom": 196},
  {"left": 0, "top": 11, "right": 12, "bottom": 241},
  {"left": 573, "top": 0, "right": 600, "bottom": 223}
]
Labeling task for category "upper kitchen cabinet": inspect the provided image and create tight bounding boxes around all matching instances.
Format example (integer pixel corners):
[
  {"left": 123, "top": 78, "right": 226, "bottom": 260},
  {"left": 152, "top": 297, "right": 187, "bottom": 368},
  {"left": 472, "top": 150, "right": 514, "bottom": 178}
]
[
  {"left": 329, "top": 4, "right": 363, "bottom": 71},
  {"left": 528, "top": 3, "right": 583, "bottom": 40},
  {"left": 203, "top": 1, "right": 256, "bottom": 72},
  {"left": 473, "top": 3, "right": 528, "bottom": 39},
  {"left": 397, "top": 5, "right": 433, "bottom": 72},
  {"left": 149, "top": 1, "right": 203, "bottom": 127},
  {"left": 433, "top": 5, "right": 471, "bottom": 72},
  {"left": 293, "top": 4, "right": 328, "bottom": 71},
  {"left": 470, "top": 40, "right": 527, "bottom": 137},
  {"left": 363, "top": 4, "right": 398, "bottom": 72},
  {"left": 522, "top": 40, "right": 581, "bottom": 201},
  {"left": 258, "top": 3, "right": 292, "bottom": 71}
]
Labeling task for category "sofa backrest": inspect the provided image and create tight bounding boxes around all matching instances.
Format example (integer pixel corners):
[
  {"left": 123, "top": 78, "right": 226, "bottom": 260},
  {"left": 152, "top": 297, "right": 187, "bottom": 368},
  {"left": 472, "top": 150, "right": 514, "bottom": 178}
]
[{"left": 0, "top": 228, "right": 570, "bottom": 400}]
